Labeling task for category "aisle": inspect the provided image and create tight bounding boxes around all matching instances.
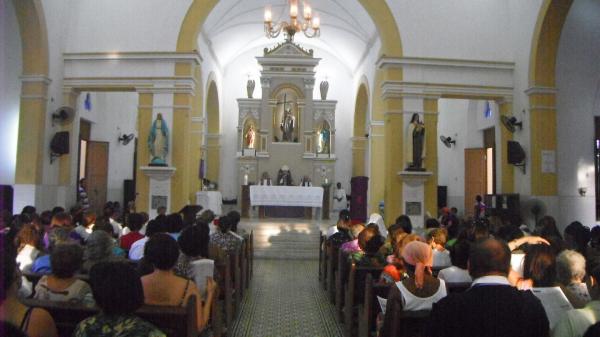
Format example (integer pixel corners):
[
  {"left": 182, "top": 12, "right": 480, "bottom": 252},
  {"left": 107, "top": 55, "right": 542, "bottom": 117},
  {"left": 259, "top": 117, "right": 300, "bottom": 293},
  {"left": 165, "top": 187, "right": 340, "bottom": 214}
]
[{"left": 230, "top": 259, "right": 343, "bottom": 337}]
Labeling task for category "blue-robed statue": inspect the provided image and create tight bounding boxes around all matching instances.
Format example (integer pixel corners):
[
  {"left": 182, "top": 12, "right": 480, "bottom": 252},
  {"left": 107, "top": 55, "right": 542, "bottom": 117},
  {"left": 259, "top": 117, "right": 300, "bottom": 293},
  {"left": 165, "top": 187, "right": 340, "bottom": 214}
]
[{"left": 148, "top": 113, "right": 169, "bottom": 166}]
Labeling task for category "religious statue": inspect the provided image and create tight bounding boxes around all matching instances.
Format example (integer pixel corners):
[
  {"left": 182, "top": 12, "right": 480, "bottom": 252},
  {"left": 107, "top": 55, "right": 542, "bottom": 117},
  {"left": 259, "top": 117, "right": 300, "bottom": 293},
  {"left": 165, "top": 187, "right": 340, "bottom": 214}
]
[
  {"left": 148, "top": 113, "right": 169, "bottom": 166},
  {"left": 277, "top": 165, "right": 293, "bottom": 186},
  {"left": 405, "top": 113, "right": 426, "bottom": 171},
  {"left": 317, "top": 121, "right": 331, "bottom": 154},
  {"left": 280, "top": 102, "right": 295, "bottom": 142},
  {"left": 245, "top": 124, "right": 256, "bottom": 149}
]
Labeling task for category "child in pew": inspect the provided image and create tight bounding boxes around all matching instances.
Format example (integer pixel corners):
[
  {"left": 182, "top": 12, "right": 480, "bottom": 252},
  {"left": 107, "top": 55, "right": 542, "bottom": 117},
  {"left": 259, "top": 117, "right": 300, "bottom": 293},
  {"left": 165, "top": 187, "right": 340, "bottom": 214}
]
[
  {"left": 34, "top": 243, "right": 94, "bottom": 305},
  {"left": 176, "top": 225, "right": 215, "bottom": 300},
  {"left": 427, "top": 228, "right": 452, "bottom": 269},
  {"left": 73, "top": 261, "right": 166, "bottom": 337}
]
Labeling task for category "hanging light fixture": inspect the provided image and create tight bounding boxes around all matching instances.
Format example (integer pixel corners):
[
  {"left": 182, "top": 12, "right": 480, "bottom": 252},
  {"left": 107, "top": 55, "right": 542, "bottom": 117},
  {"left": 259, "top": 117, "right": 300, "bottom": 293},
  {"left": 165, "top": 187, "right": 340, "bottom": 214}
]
[{"left": 264, "top": 0, "right": 320, "bottom": 42}]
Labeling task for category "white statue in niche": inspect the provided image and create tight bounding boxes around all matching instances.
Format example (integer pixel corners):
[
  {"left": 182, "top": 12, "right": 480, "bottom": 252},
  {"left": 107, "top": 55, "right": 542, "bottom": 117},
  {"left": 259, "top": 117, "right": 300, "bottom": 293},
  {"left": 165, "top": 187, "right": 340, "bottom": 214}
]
[
  {"left": 317, "top": 121, "right": 331, "bottom": 154},
  {"left": 245, "top": 124, "right": 256, "bottom": 149},
  {"left": 148, "top": 113, "right": 169, "bottom": 166}
]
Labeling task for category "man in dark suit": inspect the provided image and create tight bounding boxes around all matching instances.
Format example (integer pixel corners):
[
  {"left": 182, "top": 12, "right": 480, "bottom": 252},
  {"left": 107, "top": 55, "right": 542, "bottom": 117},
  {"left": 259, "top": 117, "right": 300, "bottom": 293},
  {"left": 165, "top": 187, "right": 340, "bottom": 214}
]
[{"left": 426, "top": 238, "right": 549, "bottom": 337}]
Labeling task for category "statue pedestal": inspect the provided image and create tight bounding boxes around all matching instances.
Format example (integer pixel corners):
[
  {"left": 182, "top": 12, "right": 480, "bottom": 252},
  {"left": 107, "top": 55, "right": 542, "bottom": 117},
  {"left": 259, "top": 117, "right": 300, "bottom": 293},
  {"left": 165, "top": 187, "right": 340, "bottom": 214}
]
[
  {"left": 398, "top": 171, "right": 433, "bottom": 229},
  {"left": 140, "top": 166, "right": 176, "bottom": 219}
]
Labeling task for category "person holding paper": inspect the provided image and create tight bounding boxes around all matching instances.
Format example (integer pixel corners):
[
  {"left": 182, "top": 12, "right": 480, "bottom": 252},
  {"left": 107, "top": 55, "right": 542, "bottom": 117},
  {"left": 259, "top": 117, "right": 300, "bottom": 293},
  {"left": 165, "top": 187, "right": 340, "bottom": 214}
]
[
  {"left": 426, "top": 238, "right": 549, "bottom": 337},
  {"left": 553, "top": 266, "right": 600, "bottom": 337}
]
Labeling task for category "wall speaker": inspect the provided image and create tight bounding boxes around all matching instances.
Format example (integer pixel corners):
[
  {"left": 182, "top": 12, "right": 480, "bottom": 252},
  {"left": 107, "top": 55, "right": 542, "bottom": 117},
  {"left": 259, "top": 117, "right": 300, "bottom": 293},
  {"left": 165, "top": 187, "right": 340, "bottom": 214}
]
[
  {"left": 50, "top": 131, "right": 70, "bottom": 155},
  {"left": 507, "top": 141, "right": 525, "bottom": 164}
]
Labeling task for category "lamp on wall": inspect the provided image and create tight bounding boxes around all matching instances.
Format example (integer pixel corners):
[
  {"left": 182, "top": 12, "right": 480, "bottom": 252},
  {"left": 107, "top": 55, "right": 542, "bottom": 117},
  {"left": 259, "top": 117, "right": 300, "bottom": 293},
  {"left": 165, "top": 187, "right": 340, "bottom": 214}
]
[
  {"left": 579, "top": 187, "right": 588, "bottom": 197},
  {"left": 264, "top": 0, "right": 320, "bottom": 42}
]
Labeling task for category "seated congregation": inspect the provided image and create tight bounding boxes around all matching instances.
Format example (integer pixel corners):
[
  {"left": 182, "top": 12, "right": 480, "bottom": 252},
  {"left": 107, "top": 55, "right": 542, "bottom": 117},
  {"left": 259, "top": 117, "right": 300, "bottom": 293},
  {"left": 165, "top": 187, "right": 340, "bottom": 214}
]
[
  {"left": 0, "top": 203, "right": 252, "bottom": 337},
  {"left": 321, "top": 209, "right": 600, "bottom": 337}
]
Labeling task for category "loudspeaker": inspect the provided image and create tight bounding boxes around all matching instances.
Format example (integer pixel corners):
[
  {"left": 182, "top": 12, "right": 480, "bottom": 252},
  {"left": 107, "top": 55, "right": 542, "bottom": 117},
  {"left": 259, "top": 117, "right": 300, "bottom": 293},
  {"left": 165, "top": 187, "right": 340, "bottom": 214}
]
[
  {"left": 50, "top": 131, "right": 70, "bottom": 155},
  {"left": 0, "top": 185, "right": 13, "bottom": 213},
  {"left": 123, "top": 179, "right": 135, "bottom": 209},
  {"left": 437, "top": 186, "right": 448, "bottom": 209},
  {"left": 507, "top": 141, "right": 525, "bottom": 164}
]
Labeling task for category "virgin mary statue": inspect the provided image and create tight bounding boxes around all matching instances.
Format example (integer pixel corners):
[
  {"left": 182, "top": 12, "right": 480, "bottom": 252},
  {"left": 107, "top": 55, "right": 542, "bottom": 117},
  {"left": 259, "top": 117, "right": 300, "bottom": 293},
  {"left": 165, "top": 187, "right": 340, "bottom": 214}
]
[{"left": 148, "top": 113, "right": 169, "bottom": 166}]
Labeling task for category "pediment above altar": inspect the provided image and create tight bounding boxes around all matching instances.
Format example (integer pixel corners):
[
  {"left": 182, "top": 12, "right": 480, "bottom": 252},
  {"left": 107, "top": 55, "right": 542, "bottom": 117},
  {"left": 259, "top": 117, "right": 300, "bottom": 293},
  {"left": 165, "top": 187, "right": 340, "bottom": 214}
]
[{"left": 264, "top": 41, "right": 313, "bottom": 57}]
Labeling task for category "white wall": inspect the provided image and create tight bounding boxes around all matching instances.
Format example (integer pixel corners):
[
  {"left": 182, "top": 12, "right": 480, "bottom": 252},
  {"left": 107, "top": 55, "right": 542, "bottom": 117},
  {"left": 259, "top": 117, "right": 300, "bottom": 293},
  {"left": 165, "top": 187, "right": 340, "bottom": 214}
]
[
  {"left": 556, "top": 0, "right": 600, "bottom": 228},
  {"left": 80, "top": 92, "right": 138, "bottom": 204},
  {"left": 437, "top": 99, "right": 499, "bottom": 214},
  {"left": 0, "top": 0, "right": 22, "bottom": 185}
]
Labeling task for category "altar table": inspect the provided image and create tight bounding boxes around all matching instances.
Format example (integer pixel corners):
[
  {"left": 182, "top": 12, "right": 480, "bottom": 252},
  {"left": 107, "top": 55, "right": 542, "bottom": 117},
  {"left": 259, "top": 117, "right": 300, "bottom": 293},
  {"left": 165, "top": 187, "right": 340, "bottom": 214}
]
[{"left": 249, "top": 186, "right": 324, "bottom": 218}]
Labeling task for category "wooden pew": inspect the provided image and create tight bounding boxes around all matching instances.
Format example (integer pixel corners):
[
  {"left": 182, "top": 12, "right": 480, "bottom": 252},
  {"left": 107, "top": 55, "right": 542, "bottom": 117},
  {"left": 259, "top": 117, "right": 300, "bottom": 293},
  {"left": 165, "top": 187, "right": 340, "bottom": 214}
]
[
  {"left": 21, "top": 295, "right": 198, "bottom": 337},
  {"left": 326, "top": 242, "right": 340, "bottom": 301},
  {"left": 358, "top": 273, "right": 391, "bottom": 337},
  {"left": 445, "top": 282, "right": 472, "bottom": 293},
  {"left": 241, "top": 239, "right": 248, "bottom": 292},
  {"left": 344, "top": 264, "right": 383, "bottom": 337},
  {"left": 335, "top": 249, "right": 351, "bottom": 321},
  {"left": 209, "top": 245, "right": 236, "bottom": 330},
  {"left": 385, "top": 310, "right": 430, "bottom": 337},
  {"left": 319, "top": 232, "right": 326, "bottom": 286}
]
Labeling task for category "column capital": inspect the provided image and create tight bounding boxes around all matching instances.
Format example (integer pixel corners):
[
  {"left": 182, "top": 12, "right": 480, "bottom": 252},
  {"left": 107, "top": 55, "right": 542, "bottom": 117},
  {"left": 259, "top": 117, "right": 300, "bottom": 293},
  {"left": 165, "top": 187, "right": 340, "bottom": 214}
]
[{"left": 524, "top": 86, "right": 557, "bottom": 96}]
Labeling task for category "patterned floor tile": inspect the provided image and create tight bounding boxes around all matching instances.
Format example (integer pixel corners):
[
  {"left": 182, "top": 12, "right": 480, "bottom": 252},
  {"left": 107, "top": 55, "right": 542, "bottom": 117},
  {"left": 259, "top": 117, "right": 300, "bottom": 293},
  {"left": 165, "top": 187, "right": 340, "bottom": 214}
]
[{"left": 231, "top": 259, "right": 343, "bottom": 337}]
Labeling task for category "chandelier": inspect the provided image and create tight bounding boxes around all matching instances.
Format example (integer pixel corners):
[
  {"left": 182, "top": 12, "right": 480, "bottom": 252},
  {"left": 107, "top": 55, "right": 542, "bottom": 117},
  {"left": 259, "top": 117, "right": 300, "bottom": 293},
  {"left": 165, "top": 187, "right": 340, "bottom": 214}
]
[{"left": 264, "top": 0, "right": 320, "bottom": 42}]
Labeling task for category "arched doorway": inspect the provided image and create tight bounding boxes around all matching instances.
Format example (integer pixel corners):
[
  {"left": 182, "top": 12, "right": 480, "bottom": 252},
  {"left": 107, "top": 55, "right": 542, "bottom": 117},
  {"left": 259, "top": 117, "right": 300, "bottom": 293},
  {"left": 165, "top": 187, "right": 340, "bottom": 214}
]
[
  {"left": 352, "top": 82, "right": 369, "bottom": 177},
  {"left": 205, "top": 80, "right": 221, "bottom": 185}
]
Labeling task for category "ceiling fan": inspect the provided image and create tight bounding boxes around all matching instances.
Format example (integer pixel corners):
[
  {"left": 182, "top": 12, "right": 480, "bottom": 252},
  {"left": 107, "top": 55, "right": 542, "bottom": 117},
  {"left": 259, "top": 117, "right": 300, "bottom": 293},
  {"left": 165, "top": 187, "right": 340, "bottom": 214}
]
[
  {"left": 500, "top": 115, "right": 523, "bottom": 133},
  {"left": 439, "top": 135, "right": 456, "bottom": 148}
]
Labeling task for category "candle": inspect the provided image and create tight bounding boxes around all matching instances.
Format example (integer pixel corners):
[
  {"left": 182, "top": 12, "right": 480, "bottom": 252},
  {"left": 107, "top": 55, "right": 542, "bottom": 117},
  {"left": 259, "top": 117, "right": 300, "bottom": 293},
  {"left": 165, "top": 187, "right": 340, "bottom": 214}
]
[
  {"left": 264, "top": 6, "right": 272, "bottom": 23},
  {"left": 244, "top": 174, "right": 249, "bottom": 185},
  {"left": 312, "top": 15, "right": 320, "bottom": 29},
  {"left": 290, "top": 0, "right": 298, "bottom": 18},
  {"left": 303, "top": 3, "right": 311, "bottom": 19}
]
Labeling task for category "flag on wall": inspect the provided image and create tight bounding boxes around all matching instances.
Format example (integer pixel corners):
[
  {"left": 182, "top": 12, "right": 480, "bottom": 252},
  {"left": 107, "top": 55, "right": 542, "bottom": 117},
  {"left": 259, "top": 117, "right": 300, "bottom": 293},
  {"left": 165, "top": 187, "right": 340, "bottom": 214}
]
[
  {"left": 484, "top": 101, "right": 492, "bottom": 119},
  {"left": 84, "top": 93, "right": 92, "bottom": 111}
]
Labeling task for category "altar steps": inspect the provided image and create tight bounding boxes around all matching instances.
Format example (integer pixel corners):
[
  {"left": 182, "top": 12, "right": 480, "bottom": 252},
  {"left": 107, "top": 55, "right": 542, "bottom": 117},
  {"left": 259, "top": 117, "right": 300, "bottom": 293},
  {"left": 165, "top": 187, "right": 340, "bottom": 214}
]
[{"left": 239, "top": 219, "right": 324, "bottom": 259}]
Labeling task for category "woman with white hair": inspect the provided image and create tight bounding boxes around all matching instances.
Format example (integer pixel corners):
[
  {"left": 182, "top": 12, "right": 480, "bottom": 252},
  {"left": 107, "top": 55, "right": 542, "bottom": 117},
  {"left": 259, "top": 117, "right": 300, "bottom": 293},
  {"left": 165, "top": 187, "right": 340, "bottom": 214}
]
[{"left": 556, "top": 249, "right": 591, "bottom": 304}]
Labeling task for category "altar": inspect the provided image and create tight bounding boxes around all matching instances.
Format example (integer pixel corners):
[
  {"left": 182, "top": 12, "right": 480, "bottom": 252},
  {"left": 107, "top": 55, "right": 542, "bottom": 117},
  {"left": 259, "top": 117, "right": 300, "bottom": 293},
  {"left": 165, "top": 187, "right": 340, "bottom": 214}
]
[{"left": 250, "top": 185, "right": 323, "bottom": 219}]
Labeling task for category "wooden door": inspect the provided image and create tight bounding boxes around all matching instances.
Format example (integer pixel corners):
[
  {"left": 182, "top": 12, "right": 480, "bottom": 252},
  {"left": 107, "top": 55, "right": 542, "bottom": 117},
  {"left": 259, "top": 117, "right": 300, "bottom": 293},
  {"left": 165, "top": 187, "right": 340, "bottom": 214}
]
[
  {"left": 86, "top": 141, "right": 109, "bottom": 213},
  {"left": 465, "top": 148, "right": 487, "bottom": 217}
]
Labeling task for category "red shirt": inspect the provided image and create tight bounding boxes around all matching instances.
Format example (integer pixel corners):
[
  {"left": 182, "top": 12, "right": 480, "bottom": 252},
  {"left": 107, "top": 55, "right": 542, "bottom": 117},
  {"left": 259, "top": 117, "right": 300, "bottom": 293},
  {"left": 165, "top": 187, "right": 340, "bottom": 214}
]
[{"left": 120, "top": 232, "right": 144, "bottom": 250}]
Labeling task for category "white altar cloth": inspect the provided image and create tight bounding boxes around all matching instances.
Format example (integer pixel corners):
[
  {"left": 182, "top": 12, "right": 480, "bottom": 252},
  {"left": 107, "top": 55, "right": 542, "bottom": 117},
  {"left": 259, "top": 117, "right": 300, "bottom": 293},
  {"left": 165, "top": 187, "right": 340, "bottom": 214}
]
[
  {"left": 196, "top": 191, "right": 223, "bottom": 215},
  {"left": 250, "top": 186, "right": 323, "bottom": 207}
]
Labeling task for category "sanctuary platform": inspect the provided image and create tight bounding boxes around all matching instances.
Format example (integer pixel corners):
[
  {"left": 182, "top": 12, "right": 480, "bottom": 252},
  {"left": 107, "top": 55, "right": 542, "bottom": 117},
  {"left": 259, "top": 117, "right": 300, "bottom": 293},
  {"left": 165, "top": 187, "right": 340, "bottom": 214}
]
[{"left": 238, "top": 219, "right": 330, "bottom": 259}]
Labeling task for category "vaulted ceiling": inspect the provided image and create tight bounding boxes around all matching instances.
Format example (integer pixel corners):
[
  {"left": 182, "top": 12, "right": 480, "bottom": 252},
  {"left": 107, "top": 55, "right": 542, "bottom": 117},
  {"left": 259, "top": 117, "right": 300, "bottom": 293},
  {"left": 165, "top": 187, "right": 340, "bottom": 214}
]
[{"left": 201, "top": 0, "right": 378, "bottom": 73}]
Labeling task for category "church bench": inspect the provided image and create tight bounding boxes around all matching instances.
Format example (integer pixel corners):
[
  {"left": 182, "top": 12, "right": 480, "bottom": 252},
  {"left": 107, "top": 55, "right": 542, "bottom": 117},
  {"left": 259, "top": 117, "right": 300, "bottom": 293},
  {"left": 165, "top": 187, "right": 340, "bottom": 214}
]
[
  {"left": 335, "top": 249, "right": 351, "bottom": 321},
  {"left": 382, "top": 309, "right": 430, "bottom": 337},
  {"left": 326, "top": 242, "right": 339, "bottom": 300},
  {"left": 445, "top": 282, "right": 472, "bottom": 293},
  {"left": 358, "top": 273, "right": 391, "bottom": 337},
  {"left": 209, "top": 245, "right": 239, "bottom": 330},
  {"left": 319, "top": 232, "right": 326, "bottom": 285},
  {"left": 344, "top": 264, "right": 383, "bottom": 337},
  {"left": 21, "top": 295, "right": 198, "bottom": 337}
]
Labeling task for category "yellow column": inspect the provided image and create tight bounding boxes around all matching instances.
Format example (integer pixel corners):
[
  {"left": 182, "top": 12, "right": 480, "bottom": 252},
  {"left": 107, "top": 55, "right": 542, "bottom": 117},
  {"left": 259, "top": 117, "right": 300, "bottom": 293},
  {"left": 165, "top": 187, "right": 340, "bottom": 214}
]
[
  {"left": 498, "top": 100, "right": 515, "bottom": 193},
  {"left": 135, "top": 92, "right": 153, "bottom": 212},
  {"left": 528, "top": 91, "right": 557, "bottom": 195},
  {"left": 352, "top": 137, "right": 367, "bottom": 177},
  {"left": 172, "top": 92, "right": 193, "bottom": 210},
  {"left": 423, "top": 98, "right": 439, "bottom": 217},
  {"left": 381, "top": 68, "right": 404, "bottom": 224},
  {"left": 58, "top": 89, "right": 78, "bottom": 186},
  {"left": 15, "top": 77, "right": 50, "bottom": 184},
  {"left": 189, "top": 65, "right": 204, "bottom": 196}
]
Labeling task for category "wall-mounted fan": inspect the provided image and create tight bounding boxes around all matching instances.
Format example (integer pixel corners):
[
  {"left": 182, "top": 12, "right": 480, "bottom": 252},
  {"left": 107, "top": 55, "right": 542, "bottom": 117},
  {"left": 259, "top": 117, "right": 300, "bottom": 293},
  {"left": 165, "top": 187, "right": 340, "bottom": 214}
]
[
  {"left": 118, "top": 133, "right": 135, "bottom": 145},
  {"left": 500, "top": 115, "right": 523, "bottom": 133},
  {"left": 520, "top": 198, "right": 547, "bottom": 228},
  {"left": 439, "top": 135, "right": 456, "bottom": 148},
  {"left": 51, "top": 106, "right": 75, "bottom": 126}
]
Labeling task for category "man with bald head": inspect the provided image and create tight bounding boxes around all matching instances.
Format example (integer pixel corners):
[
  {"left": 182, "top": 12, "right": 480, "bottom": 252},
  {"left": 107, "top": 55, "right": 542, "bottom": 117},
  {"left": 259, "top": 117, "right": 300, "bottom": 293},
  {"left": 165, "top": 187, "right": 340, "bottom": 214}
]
[{"left": 427, "top": 238, "right": 549, "bottom": 337}]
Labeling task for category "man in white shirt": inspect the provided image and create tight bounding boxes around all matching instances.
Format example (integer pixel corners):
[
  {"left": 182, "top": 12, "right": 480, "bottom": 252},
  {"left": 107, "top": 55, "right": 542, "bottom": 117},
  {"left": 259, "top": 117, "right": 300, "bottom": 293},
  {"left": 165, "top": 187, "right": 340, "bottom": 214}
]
[
  {"left": 128, "top": 219, "right": 164, "bottom": 260},
  {"left": 553, "top": 266, "right": 600, "bottom": 337}
]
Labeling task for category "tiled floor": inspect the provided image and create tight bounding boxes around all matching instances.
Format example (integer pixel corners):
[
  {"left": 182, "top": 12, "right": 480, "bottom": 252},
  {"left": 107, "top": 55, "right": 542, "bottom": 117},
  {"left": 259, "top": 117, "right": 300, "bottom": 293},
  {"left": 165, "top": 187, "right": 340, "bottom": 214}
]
[{"left": 230, "top": 259, "right": 343, "bottom": 337}]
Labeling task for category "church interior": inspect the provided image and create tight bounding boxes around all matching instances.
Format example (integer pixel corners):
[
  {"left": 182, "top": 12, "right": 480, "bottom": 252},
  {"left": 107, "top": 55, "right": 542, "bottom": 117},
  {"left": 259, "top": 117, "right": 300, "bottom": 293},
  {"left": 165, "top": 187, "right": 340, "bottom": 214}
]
[{"left": 2, "top": 0, "right": 600, "bottom": 336}]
